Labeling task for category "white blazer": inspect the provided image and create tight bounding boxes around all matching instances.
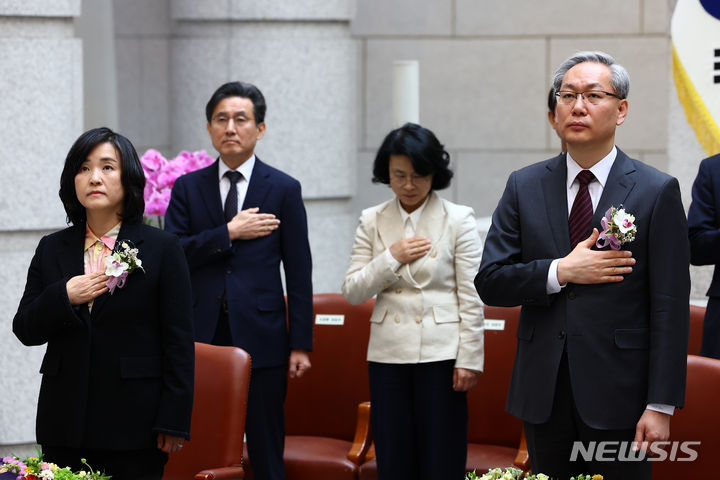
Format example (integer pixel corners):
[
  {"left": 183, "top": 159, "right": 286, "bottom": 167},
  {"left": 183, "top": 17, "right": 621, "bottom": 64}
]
[{"left": 342, "top": 192, "right": 484, "bottom": 371}]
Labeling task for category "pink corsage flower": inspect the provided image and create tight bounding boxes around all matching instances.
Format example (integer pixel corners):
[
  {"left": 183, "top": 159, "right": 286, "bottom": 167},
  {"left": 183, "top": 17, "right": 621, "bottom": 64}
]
[
  {"left": 105, "top": 240, "right": 144, "bottom": 294},
  {"left": 596, "top": 205, "right": 637, "bottom": 250}
]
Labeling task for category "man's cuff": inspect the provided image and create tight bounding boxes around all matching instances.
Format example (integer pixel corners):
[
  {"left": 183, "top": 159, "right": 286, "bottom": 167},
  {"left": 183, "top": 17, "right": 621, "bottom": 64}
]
[
  {"left": 546, "top": 258, "right": 564, "bottom": 294},
  {"left": 647, "top": 403, "right": 675, "bottom": 416}
]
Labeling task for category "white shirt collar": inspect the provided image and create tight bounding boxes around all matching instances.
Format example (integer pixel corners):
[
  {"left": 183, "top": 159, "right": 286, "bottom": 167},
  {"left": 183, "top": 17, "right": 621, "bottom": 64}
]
[
  {"left": 566, "top": 146, "right": 616, "bottom": 189},
  {"left": 397, "top": 193, "right": 431, "bottom": 230},
  {"left": 218, "top": 154, "right": 255, "bottom": 183}
]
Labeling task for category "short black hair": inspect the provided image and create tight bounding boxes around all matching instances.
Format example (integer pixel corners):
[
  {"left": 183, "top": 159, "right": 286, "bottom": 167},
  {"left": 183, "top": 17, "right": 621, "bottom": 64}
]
[
  {"left": 372, "top": 123, "right": 453, "bottom": 190},
  {"left": 548, "top": 86, "right": 557, "bottom": 114},
  {"left": 205, "top": 81, "right": 267, "bottom": 124},
  {"left": 59, "top": 127, "right": 146, "bottom": 226}
]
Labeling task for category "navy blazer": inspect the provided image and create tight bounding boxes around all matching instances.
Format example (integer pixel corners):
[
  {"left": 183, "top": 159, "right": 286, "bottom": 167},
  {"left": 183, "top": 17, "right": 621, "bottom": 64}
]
[
  {"left": 476, "top": 149, "right": 689, "bottom": 429},
  {"left": 13, "top": 222, "right": 194, "bottom": 450},
  {"left": 164, "top": 158, "right": 313, "bottom": 368},
  {"left": 688, "top": 154, "right": 720, "bottom": 295}
]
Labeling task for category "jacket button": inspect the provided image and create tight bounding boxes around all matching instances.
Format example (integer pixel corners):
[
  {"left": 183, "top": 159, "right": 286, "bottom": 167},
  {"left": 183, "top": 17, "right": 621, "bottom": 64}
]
[
  {"left": 568, "top": 291, "right": 576, "bottom": 300},
  {"left": 558, "top": 330, "right": 566, "bottom": 339},
  {"left": 430, "top": 250, "right": 437, "bottom": 258},
  {"left": 415, "top": 316, "right": 422, "bottom": 324},
  {"left": 395, "top": 288, "right": 402, "bottom": 294},
  {"left": 226, "top": 269, "right": 232, "bottom": 274},
  {"left": 394, "top": 315, "right": 400, "bottom": 324}
]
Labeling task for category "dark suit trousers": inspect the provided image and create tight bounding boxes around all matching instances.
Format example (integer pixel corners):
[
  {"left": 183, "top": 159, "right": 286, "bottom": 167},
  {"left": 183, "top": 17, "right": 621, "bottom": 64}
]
[
  {"left": 523, "top": 352, "right": 651, "bottom": 479},
  {"left": 368, "top": 360, "right": 467, "bottom": 480},
  {"left": 214, "top": 308, "right": 288, "bottom": 480},
  {"left": 42, "top": 446, "right": 167, "bottom": 480},
  {"left": 701, "top": 297, "right": 720, "bottom": 359}
]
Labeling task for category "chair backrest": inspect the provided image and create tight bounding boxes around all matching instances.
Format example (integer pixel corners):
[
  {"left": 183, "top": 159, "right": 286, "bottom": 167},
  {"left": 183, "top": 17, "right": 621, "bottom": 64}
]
[
  {"left": 467, "top": 305, "right": 523, "bottom": 447},
  {"left": 163, "top": 343, "right": 251, "bottom": 480},
  {"left": 284, "top": 293, "right": 374, "bottom": 440},
  {"left": 651, "top": 355, "right": 720, "bottom": 479},
  {"left": 688, "top": 304, "right": 704, "bottom": 356}
]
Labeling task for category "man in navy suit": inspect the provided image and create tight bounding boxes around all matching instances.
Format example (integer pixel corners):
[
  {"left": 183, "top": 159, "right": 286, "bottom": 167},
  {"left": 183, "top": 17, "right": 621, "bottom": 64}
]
[
  {"left": 688, "top": 153, "right": 720, "bottom": 359},
  {"left": 165, "top": 81, "right": 313, "bottom": 480},
  {"left": 476, "top": 52, "right": 689, "bottom": 479}
]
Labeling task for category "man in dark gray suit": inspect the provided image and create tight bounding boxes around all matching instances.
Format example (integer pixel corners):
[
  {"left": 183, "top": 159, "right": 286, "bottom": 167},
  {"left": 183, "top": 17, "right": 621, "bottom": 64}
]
[{"left": 476, "top": 51, "right": 689, "bottom": 479}]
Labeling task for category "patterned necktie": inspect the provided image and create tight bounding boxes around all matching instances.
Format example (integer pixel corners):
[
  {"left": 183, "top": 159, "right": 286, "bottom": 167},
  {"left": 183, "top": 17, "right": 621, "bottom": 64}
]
[
  {"left": 224, "top": 171, "right": 243, "bottom": 222},
  {"left": 568, "top": 170, "right": 595, "bottom": 249}
]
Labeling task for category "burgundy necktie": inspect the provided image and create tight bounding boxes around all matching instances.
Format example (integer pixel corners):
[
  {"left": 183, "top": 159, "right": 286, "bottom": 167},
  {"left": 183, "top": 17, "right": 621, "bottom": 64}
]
[{"left": 568, "top": 170, "right": 595, "bottom": 248}]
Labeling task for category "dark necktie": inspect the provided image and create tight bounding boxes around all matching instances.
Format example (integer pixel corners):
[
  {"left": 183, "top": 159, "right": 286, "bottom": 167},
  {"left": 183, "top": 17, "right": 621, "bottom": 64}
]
[
  {"left": 224, "top": 171, "right": 243, "bottom": 222},
  {"left": 568, "top": 170, "right": 595, "bottom": 249}
]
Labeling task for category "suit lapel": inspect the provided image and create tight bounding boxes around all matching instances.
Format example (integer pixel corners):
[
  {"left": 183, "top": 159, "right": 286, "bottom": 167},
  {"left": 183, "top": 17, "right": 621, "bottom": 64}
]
[
  {"left": 57, "top": 225, "right": 90, "bottom": 323},
  {"left": 90, "top": 222, "right": 146, "bottom": 318},
  {"left": 198, "top": 160, "right": 225, "bottom": 225},
  {"left": 243, "top": 158, "right": 273, "bottom": 209},
  {"left": 376, "top": 199, "right": 404, "bottom": 254},
  {"left": 593, "top": 149, "right": 637, "bottom": 230},
  {"left": 541, "top": 154, "right": 571, "bottom": 255},
  {"left": 58, "top": 225, "right": 86, "bottom": 279},
  {"left": 410, "top": 192, "right": 446, "bottom": 276}
]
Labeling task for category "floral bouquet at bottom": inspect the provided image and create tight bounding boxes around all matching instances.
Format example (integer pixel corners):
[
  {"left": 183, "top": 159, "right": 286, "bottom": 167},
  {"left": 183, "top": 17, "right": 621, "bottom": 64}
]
[
  {"left": 0, "top": 451, "right": 110, "bottom": 480},
  {"left": 465, "top": 467, "right": 602, "bottom": 480}
]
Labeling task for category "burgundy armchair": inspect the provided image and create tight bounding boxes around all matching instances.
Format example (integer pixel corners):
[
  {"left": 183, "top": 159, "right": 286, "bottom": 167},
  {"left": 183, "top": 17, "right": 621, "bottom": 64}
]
[
  {"left": 651, "top": 355, "right": 720, "bottom": 479},
  {"left": 163, "top": 343, "right": 251, "bottom": 480},
  {"left": 688, "top": 304, "right": 704, "bottom": 356}
]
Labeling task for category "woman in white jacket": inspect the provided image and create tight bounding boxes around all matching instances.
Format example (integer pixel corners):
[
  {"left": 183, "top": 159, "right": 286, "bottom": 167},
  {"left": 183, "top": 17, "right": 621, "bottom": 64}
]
[{"left": 342, "top": 123, "right": 484, "bottom": 480}]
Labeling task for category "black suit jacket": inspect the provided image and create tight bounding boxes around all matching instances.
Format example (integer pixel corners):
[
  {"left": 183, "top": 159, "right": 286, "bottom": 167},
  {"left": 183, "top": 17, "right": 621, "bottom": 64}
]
[
  {"left": 688, "top": 153, "right": 720, "bottom": 294},
  {"left": 476, "top": 149, "right": 689, "bottom": 429},
  {"left": 13, "top": 222, "right": 194, "bottom": 449},
  {"left": 164, "top": 158, "right": 313, "bottom": 368}
]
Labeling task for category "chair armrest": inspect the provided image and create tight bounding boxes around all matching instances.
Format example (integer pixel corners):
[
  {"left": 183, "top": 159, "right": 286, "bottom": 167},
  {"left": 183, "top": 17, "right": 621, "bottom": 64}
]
[
  {"left": 513, "top": 426, "right": 530, "bottom": 470},
  {"left": 194, "top": 465, "right": 245, "bottom": 480},
  {"left": 347, "top": 401, "right": 372, "bottom": 465},
  {"left": 365, "top": 442, "right": 375, "bottom": 461}
]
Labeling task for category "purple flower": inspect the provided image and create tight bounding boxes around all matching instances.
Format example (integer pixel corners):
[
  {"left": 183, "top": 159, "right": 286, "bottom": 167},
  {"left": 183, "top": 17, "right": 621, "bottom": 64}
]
[
  {"left": 141, "top": 149, "right": 215, "bottom": 221},
  {"left": 140, "top": 149, "right": 168, "bottom": 173},
  {"left": 145, "top": 189, "right": 171, "bottom": 217}
]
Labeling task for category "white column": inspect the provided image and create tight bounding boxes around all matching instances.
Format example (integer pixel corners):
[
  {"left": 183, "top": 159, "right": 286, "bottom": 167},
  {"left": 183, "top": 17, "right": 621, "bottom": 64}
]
[
  {"left": 392, "top": 60, "right": 419, "bottom": 126},
  {"left": 74, "top": 0, "right": 118, "bottom": 130}
]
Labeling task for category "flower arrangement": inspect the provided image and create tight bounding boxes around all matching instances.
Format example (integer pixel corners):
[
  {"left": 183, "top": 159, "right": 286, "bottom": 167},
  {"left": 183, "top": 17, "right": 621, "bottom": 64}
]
[
  {"left": 141, "top": 149, "right": 215, "bottom": 226},
  {"left": 105, "top": 240, "right": 144, "bottom": 294},
  {"left": 596, "top": 205, "right": 637, "bottom": 250},
  {"left": 0, "top": 452, "right": 110, "bottom": 480},
  {"left": 465, "top": 468, "right": 602, "bottom": 480}
]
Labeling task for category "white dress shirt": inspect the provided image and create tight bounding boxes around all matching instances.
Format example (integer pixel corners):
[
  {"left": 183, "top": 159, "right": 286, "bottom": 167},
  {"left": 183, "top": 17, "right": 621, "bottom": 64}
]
[
  {"left": 218, "top": 155, "right": 255, "bottom": 216},
  {"left": 385, "top": 195, "right": 431, "bottom": 271},
  {"left": 546, "top": 147, "right": 616, "bottom": 293}
]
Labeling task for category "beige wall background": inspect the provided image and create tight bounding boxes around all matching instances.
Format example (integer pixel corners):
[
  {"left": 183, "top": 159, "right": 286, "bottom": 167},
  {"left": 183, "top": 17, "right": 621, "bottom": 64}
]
[{"left": 3, "top": 0, "right": 708, "bottom": 452}]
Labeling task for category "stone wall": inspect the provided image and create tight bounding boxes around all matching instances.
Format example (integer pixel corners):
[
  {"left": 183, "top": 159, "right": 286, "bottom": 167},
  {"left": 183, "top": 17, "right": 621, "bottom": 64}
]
[{"left": 0, "top": 0, "right": 83, "bottom": 447}]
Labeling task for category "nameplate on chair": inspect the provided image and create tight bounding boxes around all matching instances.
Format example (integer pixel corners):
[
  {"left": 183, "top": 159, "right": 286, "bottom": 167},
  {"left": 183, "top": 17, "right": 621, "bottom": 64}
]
[
  {"left": 315, "top": 314, "right": 345, "bottom": 326},
  {"left": 484, "top": 319, "right": 505, "bottom": 331}
]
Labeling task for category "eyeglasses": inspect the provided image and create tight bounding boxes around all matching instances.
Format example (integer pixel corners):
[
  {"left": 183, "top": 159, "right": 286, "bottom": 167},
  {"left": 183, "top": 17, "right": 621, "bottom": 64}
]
[
  {"left": 555, "top": 90, "right": 622, "bottom": 105},
  {"left": 211, "top": 115, "right": 252, "bottom": 129},
  {"left": 390, "top": 172, "right": 432, "bottom": 186}
]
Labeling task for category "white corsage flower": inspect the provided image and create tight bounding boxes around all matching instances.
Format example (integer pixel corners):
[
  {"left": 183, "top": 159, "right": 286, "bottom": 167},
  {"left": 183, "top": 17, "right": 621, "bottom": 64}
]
[
  {"left": 596, "top": 205, "right": 637, "bottom": 250},
  {"left": 104, "top": 239, "right": 145, "bottom": 294}
]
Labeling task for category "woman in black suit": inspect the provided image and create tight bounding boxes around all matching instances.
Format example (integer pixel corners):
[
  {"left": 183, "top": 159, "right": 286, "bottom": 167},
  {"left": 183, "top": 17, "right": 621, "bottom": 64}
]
[{"left": 13, "top": 127, "right": 194, "bottom": 480}]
